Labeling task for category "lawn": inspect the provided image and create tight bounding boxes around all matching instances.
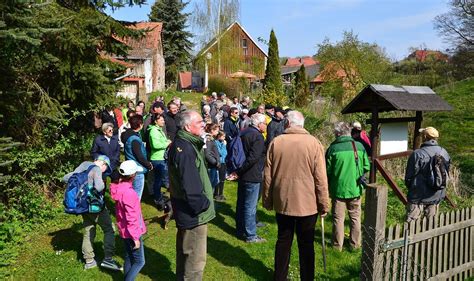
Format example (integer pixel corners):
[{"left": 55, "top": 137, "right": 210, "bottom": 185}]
[{"left": 7, "top": 181, "right": 362, "bottom": 280}]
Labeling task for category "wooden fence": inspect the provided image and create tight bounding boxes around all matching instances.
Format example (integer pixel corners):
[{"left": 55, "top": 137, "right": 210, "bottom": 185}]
[
  {"left": 382, "top": 207, "right": 473, "bottom": 280},
  {"left": 360, "top": 185, "right": 474, "bottom": 281}
]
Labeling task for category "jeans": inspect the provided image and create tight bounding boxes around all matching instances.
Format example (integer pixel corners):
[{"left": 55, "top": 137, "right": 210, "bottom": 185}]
[
  {"left": 81, "top": 208, "right": 115, "bottom": 263},
  {"left": 236, "top": 180, "right": 260, "bottom": 240},
  {"left": 152, "top": 160, "right": 169, "bottom": 202},
  {"left": 123, "top": 237, "right": 145, "bottom": 281},
  {"left": 207, "top": 167, "right": 219, "bottom": 191},
  {"left": 176, "top": 224, "right": 208, "bottom": 281},
  {"left": 274, "top": 213, "right": 317, "bottom": 281},
  {"left": 132, "top": 173, "right": 145, "bottom": 200}
]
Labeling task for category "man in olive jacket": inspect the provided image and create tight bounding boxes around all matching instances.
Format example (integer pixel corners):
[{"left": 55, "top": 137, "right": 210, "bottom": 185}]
[
  {"left": 263, "top": 111, "right": 329, "bottom": 281},
  {"left": 168, "top": 110, "right": 215, "bottom": 281},
  {"left": 326, "top": 122, "right": 370, "bottom": 251}
]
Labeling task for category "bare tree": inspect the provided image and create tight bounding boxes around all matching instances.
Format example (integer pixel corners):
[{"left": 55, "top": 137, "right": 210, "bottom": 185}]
[
  {"left": 191, "top": 0, "right": 240, "bottom": 73},
  {"left": 434, "top": 0, "right": 474, "bottom": 48}
]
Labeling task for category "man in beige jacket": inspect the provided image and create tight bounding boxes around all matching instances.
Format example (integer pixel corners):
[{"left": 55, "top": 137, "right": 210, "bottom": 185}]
[{"left": 263, "top": 110, "right": 330, "bottom": 281}]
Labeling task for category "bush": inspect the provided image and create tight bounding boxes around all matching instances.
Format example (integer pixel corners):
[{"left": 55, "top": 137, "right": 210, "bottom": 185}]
[
  {"left": 0, "top": 130, "right": 93, "bottom": 267},
  {"left": 208, "top": 75, "right": 242, "bottom": 97}
]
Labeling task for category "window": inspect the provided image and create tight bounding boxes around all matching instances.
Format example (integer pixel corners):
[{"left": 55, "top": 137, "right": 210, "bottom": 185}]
[{"left": 242, "top": 38, "right": 248, "bottom": 56}]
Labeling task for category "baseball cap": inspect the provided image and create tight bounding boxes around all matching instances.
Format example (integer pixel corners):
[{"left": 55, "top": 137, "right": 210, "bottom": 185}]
[
  {"left": 419, "top": 127, "right": 439, "bottom": 139},
  {"left": 119, "top": 160, "right": 144, "bottom": 176},
  {"left": 96, "top": 155, "right": 112, "bottom": 175}
]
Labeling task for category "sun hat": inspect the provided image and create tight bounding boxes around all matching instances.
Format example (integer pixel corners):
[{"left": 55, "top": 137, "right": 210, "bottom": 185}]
[
  {"left": 95, "top": 155, "right": 112, "bottom": 175},
  {"left": 119, "top": 160, "right": 144, "bottom": 176},
  {"left": 419, "top": 127, "right": 439, "bottom": 139}
]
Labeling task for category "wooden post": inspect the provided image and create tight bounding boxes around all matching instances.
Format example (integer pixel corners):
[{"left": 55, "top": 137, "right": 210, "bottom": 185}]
[
  {"left": 361, "top": 184, "right": 387, "bottom": 280},
  {"left": 413, "top": 111, "right": 423, "bottom": 150},
  {"left": 369, "top": 107, "right": 379, "bottom": 183}
]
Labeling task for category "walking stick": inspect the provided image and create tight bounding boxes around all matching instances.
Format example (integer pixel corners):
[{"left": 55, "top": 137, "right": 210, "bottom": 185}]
[{"left": 321, "top": 215, "right": 327, "bottom": 272}]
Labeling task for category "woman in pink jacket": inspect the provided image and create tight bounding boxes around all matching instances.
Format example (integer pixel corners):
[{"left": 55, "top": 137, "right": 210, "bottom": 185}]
[{"left": 111, "top": 160, "right": 147, "bottom": 281}]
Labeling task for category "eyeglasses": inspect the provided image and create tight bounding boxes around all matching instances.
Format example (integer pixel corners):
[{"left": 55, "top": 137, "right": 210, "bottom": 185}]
[{"left": 106, "top": 129, "right": 113, "bottom": 133}]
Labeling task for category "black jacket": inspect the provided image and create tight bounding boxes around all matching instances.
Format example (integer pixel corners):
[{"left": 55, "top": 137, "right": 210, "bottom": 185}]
[
  {"left": 265, "top": 118, "right": 286, "bottom": 147},
  {"left": 237, "top": 126, "right": 265, "bottom": 182},
  {"left": 168, "top": 136, "right": 213, "bottom": 229},
  {"left": 165, "top": 112, "right": 178, "bottom": 141},
  {"left": 223, "top": 117, "right": 240, "bottom": 143},
  {"left": 101, "top": 110, "right": 119, "bottom": 135},
  {"left": 204, "top": 137, "right": 220, "bottom": 168},
  {"left": 91, "top": 134, "right": 120, "bottom": 171}
]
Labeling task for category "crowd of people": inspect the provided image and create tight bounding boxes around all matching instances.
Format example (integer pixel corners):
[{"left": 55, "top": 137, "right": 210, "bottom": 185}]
[{"left": 64, "top": 92, "right": 450, "bottom": 281}]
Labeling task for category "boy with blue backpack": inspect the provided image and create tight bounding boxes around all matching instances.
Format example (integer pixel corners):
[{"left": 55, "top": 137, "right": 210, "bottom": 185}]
[{"left": 62, "top": 155, "right": 122, "bottom": 271}]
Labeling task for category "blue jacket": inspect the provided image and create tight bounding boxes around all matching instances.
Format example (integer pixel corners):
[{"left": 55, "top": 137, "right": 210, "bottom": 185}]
[
  {"left": 215, "top": 140, "right": 227, "bottom": 164},
  {"left": 91, "top": 134, "right": 120, "bottom": 171},
  {"left": 405, "top": 140, "right": 450, "bottom": 205}
]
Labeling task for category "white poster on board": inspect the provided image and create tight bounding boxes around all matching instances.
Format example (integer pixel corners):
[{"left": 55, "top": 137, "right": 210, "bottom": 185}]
[{"left": 380, "top": 123, "right": 408, "bottom": 155}]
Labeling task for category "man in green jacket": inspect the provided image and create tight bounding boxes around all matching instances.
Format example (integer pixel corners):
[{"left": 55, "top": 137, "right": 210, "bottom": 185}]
[{"left": 326, "top": 122, "right": 370, "bottom": 251}]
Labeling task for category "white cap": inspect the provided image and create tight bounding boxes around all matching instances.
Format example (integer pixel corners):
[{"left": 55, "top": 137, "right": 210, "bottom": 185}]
[
  {"left": 119, "top": 160, "right": 143, "bottom": 176},
  {"left": 352, "top": 121, "right": 362, "bottom": 130}
]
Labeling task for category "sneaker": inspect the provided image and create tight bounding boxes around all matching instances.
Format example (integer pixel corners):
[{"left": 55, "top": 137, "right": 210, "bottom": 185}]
[
  {"left": 246, "top": 236, "right": 266, "bottom": 243},
  {"left": 100, "top": 258, "right": 123, "bottom": 271},
  {"left": 84, "top": 260, "right": 97, "bottom": 270},
  {"left": 256, "top": 221, "right": 266, "bottom": 228}
]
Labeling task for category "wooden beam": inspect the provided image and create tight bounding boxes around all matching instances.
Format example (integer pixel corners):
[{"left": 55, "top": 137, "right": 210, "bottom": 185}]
[
  {"left": 374, "top": 159, "right": 408, "bottom": 205},
  {"left": 413, "top": 111, "right": 423, "bottom": 150},
  {"left": 366, "top": 117, "right": 418, "bottom": 124},
  {"left": 369, "top": 105, "right": 379, "bottom": 183},
  {"left": 378, "top": 150, "right": 413, "bottom": 160}
]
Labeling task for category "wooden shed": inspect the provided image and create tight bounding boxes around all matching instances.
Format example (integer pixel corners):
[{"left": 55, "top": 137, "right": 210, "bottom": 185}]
[{"left": 342, "top": 84, "right": 454, "bottom": 205}]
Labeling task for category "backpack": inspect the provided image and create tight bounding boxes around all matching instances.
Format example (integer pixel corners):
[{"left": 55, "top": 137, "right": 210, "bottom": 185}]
[
  {"left": 64, "top": 165, "right": 102, "bottom": 214},
  {"left": 422, "top": 148, "right": 448, "bottom": 190},
  {"left": 226, "top": 130, "right": 249, "bottom": 173}
]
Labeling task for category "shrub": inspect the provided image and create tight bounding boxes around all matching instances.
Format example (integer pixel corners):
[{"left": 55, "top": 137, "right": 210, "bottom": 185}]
[{"left": 208, "top": 75, "right": 242, "bottom": 97}]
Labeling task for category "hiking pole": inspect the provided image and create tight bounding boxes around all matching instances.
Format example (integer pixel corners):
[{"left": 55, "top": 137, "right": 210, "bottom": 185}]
[{"left": 321, "top": 215, "right": 327, "bottom": 273}]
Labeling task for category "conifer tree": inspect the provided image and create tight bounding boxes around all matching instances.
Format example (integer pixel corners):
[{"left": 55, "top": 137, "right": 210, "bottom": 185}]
[
  {"left": 263, "top": 29, "right": 286, "bottom": 106},
  {"left": 294, "top": 64, "right": 310, "bottom": 107},
  {"left": 149, "top": 0, "right": 193, "bottom": 86}
]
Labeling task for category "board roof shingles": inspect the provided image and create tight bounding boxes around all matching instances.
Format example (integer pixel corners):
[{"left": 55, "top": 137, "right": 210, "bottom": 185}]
[{"left": 341, "top": 84, "right": 453, "bottom": 114}]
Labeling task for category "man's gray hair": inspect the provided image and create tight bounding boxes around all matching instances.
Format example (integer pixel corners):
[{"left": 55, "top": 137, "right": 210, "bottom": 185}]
[
  {"left": 250, "top": 113, "right": 266, "bottom": 127},
  {"left": 287, "top": 111, "right": 305, "bottom": 127},
  {"left": 177, "top": 110, "right": 198, "bottom": 129},
  {"left": 334, "top": 121, "right": 351, "bottom": 137},
  {"left": 102, "top": 122, "right": 113, "bottom": 132},
  {"left": 202, "top": 104, "right": 210, "bottom": 113}
]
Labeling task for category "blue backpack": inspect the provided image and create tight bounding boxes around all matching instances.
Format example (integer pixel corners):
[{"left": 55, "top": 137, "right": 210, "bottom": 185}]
[
  {"left": 64, "top": 165, "right": 96, "bottom": 214},
  {"left": 226, "top": 130, "right": 249, "bottom": 173}
]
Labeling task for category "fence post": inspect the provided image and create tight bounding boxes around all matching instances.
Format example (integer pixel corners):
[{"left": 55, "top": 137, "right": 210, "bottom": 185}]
[{"left": 360, "top": 184, "right": 388, "bottom": 280}]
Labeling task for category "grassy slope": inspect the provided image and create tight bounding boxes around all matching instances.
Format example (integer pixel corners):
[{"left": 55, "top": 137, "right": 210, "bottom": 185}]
[
  {"left": 8, "top": 182, "right": 361, "bottom": 280},
  {"left": 427, "top": 78, "right": 474, "bottom": 189}
]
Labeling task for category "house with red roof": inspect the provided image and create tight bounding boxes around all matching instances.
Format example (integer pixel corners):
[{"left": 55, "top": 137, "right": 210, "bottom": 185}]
[
  {"left": 112, "top": 22, "right": 165, "bottom": 101},
  {"left": 194, "top": 22, "right": 268, "bottom": 80},
  {"left": 406, "top": 49, "right": 449, "bottom": 63},
  {"left": 281, "top": 56, "right": 321, "bottom": 91}
]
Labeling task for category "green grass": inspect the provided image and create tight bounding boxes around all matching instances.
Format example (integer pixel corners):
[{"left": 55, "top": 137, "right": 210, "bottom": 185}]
[{"left": 6, "top": 182, "right": 362, "bottom": 280}]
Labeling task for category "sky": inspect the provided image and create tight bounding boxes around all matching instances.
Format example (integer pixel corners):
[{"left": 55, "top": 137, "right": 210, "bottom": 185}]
[{"left": 106, "top": 0, "right": 451, "bottom": 61}]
